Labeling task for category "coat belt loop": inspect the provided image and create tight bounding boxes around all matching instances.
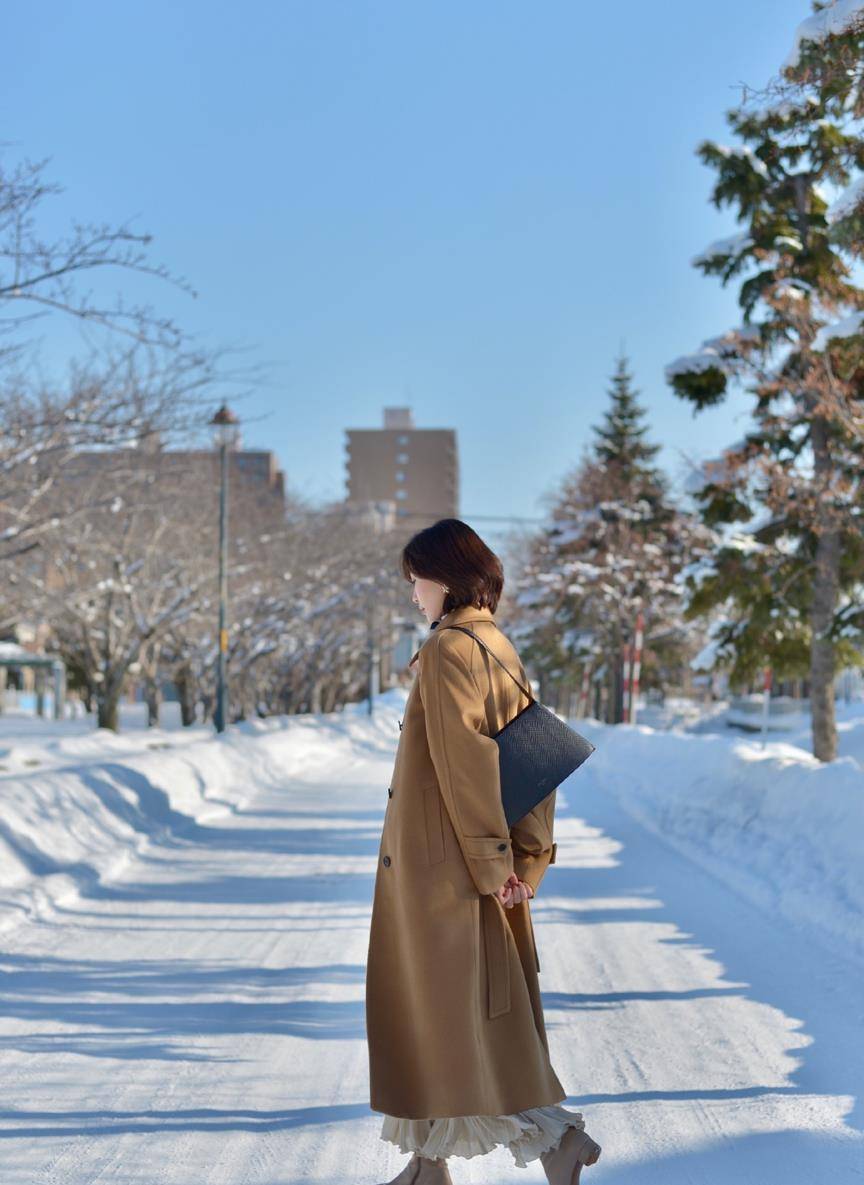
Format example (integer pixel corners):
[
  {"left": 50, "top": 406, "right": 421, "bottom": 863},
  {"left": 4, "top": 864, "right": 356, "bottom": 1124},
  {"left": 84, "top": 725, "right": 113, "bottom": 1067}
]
[{"left": 481, "top": 895, "right": 511, "bottom": 1018}]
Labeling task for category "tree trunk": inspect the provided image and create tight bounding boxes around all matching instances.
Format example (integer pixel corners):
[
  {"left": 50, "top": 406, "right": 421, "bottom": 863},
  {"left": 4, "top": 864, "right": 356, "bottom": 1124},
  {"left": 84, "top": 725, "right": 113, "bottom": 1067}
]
[
  {"left": 97, "top": 688, "right": 121, "bottom": 731},
  {"left": 809, "top": 416, "right": 840, "bottom": 762},
  {"left": 176, "top": 668, "right": 197, "bottom": 727},
  {"left": 609, "top": 626, "right": 625, "bottom": 724},
  {"left": 613, "top": 660, "right": 624, "bottom": 724},
  {"left": 145, "top": 676, "right": 160, "bottom": 727},
  {"left": 809, "top": 526, "right": 840, "bottom": 761}
]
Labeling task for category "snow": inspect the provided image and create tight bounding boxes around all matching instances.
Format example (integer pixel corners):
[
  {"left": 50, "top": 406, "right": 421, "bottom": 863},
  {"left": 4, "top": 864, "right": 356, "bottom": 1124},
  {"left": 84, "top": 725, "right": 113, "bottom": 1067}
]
[
  {"left": 573, "top": 704, "right": 864, "bottom": 966},
  {"left": 773, "top": 235, "right": 803, "bottom": 252},
  {"left": 0, "top": 641, "right": 43, "bottom": 662},
  {"left": 665, "top": 327, "right": 762, "bottom": 383},
  {"left": 701, "top": 326, "right": 760, "bottom": 354},
  {"left": 683, "top": 464, "right": 710, "bottom": 497},
  {"left": 827, "top": 175, "right": 864, "bottom": 224},
  {"left": 664, "top": 350, "right": 727, "bottom": 381},
  {"left": 772, "top": 278, "right": 811, "bottom": 301},
  {"left": 548, "top": 514, "right": 601, "bottom": 546},
  {"left": 754, "top": 95, "right": 821, "bottom": 122},
  {"left": 725, "top": 530, "right": 766, "bottom": 553},
  {"left": 0, "top": 702, "right": 395, "bottom": 932},
  {"left": 690, "top": 636, "right": 723, "bottom": 671},
  {"left": 691, "top": 233, "right": 753, "bottom": 267},
  {"left": 812, "top": 309, "right": 864, "bottom": 350},
  {"left": 2, "top": 696, "right": 862, "bottom": 970},
  {"left": 0, "top": 695, "right": 862, "bottom": 1180},
  {"left": 784, "top": 0, "right": 864, "bottom": 70},
  {"left": 711, "top": 145, "right": 770, "bottom": 180}
]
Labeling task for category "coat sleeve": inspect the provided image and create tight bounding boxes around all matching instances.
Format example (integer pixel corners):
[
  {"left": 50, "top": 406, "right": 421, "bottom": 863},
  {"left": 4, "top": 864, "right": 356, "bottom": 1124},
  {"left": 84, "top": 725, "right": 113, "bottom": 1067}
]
[
  {"left": 419, "top": 633, "right": 515, "bottom": 896},
  {"left": 510, "top": 789, "right": 557, "bottom": 895}
]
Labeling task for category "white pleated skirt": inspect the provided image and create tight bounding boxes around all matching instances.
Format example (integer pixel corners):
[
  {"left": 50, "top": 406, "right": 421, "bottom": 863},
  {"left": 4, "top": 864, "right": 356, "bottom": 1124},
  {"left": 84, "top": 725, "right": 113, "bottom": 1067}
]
[{"left": 380, "top": 1104, "right": 586, "bottom": 1169}]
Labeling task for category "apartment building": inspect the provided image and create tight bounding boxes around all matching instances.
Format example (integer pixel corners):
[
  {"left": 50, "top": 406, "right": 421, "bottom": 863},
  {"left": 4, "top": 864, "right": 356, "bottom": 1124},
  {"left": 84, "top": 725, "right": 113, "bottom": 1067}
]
[{"left": 344, "top": 407, "right": 458, "bottom": 528}]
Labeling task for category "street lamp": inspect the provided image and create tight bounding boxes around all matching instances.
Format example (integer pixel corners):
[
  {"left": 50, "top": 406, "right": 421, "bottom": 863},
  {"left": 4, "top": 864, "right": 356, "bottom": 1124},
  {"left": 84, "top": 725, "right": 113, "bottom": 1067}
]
[{"left": 210, "top": 403, "right": 239, "bottom": 733}]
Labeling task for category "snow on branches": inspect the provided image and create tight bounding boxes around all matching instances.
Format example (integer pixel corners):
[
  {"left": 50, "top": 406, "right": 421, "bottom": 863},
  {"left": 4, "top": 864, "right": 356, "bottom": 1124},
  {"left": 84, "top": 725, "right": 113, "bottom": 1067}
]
[{"left": 784, "top": 0, "right": 864, "bottom": 70}]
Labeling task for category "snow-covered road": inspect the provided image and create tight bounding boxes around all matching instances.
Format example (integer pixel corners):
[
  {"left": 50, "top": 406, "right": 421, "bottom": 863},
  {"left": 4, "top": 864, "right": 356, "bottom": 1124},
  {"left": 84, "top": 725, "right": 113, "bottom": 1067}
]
[{"left": 1, "top": 704, "right": 862, "bottom": 1183}]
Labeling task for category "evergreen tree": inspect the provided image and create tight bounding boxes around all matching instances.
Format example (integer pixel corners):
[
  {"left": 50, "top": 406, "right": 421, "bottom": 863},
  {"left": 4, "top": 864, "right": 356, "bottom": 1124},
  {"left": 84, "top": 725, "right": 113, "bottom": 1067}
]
[
  {"left": 514, "top": 356, "right": 709, "bottom": 723},
  {"left": 592, "top": 353, "right": 663, "bottom": 491},
  {"left": 666, "top": 5, "right": 864, "bottom": 761}
]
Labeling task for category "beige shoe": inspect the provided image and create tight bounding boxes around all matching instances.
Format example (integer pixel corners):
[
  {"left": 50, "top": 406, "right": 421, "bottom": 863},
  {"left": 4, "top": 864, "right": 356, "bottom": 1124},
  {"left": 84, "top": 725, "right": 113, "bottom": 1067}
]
[
  {"left": 540, "top": 1126, "right": 602, "bottom": 1185},
  {"left": 377, "top": 1153, "right": 453, "bottom": 1185}
]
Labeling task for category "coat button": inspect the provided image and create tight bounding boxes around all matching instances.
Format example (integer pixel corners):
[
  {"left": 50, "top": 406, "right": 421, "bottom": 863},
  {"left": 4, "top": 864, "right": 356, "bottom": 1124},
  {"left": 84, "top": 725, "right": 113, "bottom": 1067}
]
[
  {"left": 388, "top": 787, "right": 393, "bottom": 798},
  {"left": 497, "top": 842, "right": 507, "bottom": 851},
  {"left": 382, "top": 855, "right": 391, "bottom": 867}
]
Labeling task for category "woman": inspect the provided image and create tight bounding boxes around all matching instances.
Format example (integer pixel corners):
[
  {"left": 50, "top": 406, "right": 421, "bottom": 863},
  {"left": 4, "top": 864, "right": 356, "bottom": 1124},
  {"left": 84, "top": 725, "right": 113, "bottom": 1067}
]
[{"left": 365, "top": 519, "right": 601, "bottom": 1184}]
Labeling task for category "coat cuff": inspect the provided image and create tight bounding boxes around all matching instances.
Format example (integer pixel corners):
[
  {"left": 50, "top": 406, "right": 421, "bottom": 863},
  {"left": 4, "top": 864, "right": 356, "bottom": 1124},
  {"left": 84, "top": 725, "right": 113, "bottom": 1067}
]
[{"left": 513, "top": 842, "right": 556, "bottom": 895}]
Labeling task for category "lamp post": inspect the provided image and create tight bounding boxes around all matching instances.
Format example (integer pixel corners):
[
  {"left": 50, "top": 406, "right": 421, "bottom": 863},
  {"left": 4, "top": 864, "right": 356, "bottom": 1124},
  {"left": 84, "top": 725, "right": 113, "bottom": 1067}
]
[{"left": 210, "top": 403, "right": 239, "bottom": 733}]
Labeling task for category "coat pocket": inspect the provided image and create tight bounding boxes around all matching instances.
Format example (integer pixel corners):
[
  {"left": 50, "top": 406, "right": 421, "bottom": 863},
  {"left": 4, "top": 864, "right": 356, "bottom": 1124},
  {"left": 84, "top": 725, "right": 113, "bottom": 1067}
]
[
  {"left": 463, "top": 835, "right": 511, "bottom": 859},
  {"left": 423, "top": 781, "right": 446, "bottom": 865}
]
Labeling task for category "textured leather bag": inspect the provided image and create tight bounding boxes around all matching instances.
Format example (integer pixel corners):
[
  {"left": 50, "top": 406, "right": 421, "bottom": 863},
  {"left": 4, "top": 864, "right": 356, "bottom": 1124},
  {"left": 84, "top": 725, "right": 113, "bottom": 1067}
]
[{"left": 437, "top": 624, "right": 596, "bottom": 827}]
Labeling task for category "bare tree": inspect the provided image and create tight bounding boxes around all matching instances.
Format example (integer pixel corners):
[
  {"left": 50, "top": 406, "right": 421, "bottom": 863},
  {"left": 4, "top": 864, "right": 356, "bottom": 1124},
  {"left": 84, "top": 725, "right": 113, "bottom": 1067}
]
[
  {"left": 0, "top": 340, "right": 241, "bottom": 586},
  {"left": 0, "top": 149, "right": 195, "bottom": 364},
  {"left": 8, "top": 450, "right": 216, "bottom": 729}
]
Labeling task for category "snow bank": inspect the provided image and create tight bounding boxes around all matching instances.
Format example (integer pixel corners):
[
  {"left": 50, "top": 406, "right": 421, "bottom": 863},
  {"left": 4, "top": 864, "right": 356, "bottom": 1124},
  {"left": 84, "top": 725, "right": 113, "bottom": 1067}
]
[
  {"left": 0, "top": 695, "right": 403, "bottom": 935},
  {"left": 2, "top": 692, "right": 862, "bottom": 977},
  {"left": 569, "top": 707, "right": 864, "bottom": 967}
]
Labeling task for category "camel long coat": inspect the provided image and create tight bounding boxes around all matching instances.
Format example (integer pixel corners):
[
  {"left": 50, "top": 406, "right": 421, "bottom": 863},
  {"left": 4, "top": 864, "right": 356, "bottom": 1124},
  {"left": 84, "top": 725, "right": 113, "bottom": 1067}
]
[{"left": 365, "top": 602, "right": 565, "bottom": 1119}]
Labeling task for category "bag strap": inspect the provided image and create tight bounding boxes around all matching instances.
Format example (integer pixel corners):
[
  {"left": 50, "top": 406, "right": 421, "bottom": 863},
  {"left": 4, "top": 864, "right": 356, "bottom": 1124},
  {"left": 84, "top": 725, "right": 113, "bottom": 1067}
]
[{"left": 437, "top": 625, "right": 535, "bottom": 704}]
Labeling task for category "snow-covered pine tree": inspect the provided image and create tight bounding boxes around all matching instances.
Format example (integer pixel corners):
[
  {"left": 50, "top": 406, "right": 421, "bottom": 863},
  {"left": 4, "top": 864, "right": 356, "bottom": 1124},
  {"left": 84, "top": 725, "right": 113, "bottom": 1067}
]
[
  {"left": 666, "top": 4, "right": 864, "bottom": 761},
  {"left": 593, "top": 354, "right": 663, "bottom": 489},
  {"left": 513, "top": 355, "right": 708, "bottom": 723}
]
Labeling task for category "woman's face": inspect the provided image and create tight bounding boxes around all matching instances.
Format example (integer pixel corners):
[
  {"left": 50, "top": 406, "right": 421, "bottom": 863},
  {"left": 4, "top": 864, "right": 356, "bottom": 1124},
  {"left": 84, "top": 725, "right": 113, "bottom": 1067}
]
[{"left": 409, "top": 571, "right": 447, "bottom": 624}]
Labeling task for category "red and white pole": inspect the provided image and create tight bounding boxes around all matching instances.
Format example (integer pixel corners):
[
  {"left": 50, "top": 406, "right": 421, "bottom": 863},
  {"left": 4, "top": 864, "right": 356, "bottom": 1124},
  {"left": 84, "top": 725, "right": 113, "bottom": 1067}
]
[
  {"left": 621, "top": 640, "right": 631, "bottom": 723},
  {"left": 629, "top": 609, "right": 644, "bottom": 724}
]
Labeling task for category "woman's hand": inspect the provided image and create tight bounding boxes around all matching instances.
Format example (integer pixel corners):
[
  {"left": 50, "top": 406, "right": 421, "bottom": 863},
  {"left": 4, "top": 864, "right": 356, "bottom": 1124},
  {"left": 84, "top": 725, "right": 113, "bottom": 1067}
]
[{"left": 494, "top": 872, "right": 534, "bottom": 908}]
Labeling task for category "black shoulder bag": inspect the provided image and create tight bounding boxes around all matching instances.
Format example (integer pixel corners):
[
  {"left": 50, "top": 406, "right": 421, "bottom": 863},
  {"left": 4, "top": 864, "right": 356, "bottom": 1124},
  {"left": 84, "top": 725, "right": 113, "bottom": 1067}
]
[{"left": 437, "top": 624, "right": 596, "bottom": 827}]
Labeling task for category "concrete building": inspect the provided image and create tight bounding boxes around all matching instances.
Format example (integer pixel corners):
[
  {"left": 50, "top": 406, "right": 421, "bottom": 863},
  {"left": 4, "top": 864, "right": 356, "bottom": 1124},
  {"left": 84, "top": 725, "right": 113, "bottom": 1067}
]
[
  {"left": 344, "top": 407, "right": 458, "bottom": 527},
  {"left": 66, "top": 443, "right": 286, "bottom": 512}
]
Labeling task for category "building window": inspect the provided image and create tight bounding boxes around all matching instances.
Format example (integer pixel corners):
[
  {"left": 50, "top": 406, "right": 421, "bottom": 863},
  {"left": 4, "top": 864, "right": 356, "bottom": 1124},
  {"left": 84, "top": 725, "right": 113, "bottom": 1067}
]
[
  {"left": 397, "top": 452, "right": 409, "bottom": 464},
  {"left": 395, "top": 488, "right": 408, "bottom": 500},
  {"left": 395, "top": 471, "right": 405, "bottom": 482},
  {"left": 397, "top": 434, "right": 410, "bottom": 445}
]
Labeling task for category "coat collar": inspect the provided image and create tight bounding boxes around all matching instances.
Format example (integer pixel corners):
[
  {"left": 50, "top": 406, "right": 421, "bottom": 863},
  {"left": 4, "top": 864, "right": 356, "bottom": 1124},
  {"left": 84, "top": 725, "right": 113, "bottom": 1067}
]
[{"left": 408, "top": 603, "right": 496, "bottom": 667}]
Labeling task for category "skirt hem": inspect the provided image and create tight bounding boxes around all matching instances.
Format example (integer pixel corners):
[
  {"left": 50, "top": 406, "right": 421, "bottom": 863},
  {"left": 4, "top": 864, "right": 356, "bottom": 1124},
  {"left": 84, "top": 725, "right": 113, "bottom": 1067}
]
[{"left": 379, "top": 1104, "right": 586, "bottom": 1168}]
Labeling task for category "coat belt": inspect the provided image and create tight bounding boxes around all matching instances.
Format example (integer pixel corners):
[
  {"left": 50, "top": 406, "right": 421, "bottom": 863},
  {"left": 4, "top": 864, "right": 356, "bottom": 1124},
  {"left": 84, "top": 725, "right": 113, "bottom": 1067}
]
[{"left": 480, "top": 894, "right": 511, "bottom": 1019}]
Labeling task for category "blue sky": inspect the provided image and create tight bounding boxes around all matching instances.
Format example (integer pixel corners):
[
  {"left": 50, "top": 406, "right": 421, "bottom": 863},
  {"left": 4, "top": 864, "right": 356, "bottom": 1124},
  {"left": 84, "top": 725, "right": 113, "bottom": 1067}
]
[{"left": 3, "top": 0, "right": 801, "bottom": 537}]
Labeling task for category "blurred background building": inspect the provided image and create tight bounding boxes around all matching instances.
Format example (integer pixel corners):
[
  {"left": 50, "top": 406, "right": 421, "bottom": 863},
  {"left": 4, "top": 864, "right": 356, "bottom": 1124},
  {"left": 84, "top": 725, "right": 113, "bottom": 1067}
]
[{"left": 344, "top": 406, "right": 458, "bottom": 529}]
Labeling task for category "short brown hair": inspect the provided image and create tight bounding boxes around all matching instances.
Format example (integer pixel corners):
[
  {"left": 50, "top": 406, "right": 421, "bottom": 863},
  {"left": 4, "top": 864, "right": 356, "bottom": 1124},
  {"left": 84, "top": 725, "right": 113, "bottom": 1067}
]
[{"left": 400, "top": 518, "right": 504, "bottom": 615}]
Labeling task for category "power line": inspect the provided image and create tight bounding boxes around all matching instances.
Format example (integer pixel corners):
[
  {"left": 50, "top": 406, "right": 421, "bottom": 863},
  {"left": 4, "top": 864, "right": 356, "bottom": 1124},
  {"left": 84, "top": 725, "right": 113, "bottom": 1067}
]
[{"left": 282, "top": 504, "right": 547, "bottom": 526}]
